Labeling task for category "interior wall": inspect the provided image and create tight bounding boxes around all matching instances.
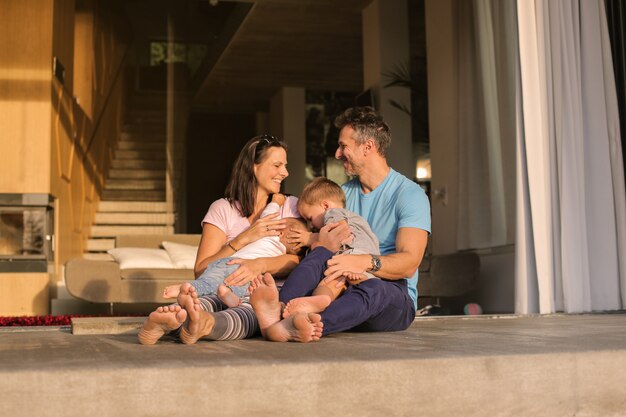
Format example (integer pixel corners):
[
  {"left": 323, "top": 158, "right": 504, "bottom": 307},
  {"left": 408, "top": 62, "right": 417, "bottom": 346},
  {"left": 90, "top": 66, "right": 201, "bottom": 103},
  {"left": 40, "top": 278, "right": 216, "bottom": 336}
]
[
  {"left": 185, "top": 112, "right": 256, "bottom": 233},
  {"left": 425, "top": 0, "right": 515, "bottom": 313},
  {"left": 50, "top": 0, "right": 130, "bottom": 276},
  {"left": 0, "top": 0, "right": 54, "bottom": 194},
  {"left": 270, "top": 87, "right": 306, "bottom": 196},
  {"left": 425, "top": 0, "right": 459, "bottom": 256}
]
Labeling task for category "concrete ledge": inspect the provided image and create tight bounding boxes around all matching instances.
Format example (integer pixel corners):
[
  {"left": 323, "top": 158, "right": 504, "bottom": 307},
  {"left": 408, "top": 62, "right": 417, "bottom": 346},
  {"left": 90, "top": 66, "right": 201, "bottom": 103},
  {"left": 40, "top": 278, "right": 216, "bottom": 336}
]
[
  {"left": 71, "top": 317, "right": 146, "bottom": 335},
  {"left": 2, "top": 314, "right": 626, "bottom": 417}
]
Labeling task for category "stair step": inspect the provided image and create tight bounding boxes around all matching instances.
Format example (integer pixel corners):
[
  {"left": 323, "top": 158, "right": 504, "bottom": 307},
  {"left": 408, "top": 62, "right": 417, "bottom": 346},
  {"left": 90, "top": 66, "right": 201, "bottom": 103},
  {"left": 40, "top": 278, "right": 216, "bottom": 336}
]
[
  {"left": 82, "top": 253, "right": 115, "bottom": 261},
  {"left": 115, "top": 150, "right": 164, "bottom": 160},
  {"left": 117, "top": 141, "right": 165, "bottom": 151},
  {"left": 101, "top": 189, "right": 165, "bottom": 201},
  {"left": 108, "top": 169, "right": 164, "bottom": 179},
  {"left": 94, "top": 212, "right": 175, "bottom": 225},
  {"left": 120, "top": 132, "right": 165, "bottom": 141},
  {"left": 86, "top": 238, "right": 115, "bottom": 251},
  {"left": 111, "top": 159, "right": 165, "bottom": 169},
  {"left": 98, "top": 201, "right": 168, "bottom": 212},
  {"left": 90, "top": 225, "right": 174, "bottom": 237},
  {"left": 105, "top": 179, "right": 165, "bottom": 191}
]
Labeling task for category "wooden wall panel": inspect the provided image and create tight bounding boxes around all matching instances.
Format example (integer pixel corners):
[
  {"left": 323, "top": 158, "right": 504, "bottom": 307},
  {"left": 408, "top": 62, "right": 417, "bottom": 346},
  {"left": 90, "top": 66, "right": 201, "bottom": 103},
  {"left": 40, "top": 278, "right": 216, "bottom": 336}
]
[
  {"left": 0, "top": 0, "right": 53, "bottom": 193},
  {"left": 50, "top": 0, "right": 130, "bottom": 274}
]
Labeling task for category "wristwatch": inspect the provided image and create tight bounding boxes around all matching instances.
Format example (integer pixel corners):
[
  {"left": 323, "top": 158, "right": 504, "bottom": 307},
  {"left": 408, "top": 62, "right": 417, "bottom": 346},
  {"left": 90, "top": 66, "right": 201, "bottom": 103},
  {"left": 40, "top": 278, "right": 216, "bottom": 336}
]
[{"left": 369, "top": 254, "right": 382, "bottom": 273}]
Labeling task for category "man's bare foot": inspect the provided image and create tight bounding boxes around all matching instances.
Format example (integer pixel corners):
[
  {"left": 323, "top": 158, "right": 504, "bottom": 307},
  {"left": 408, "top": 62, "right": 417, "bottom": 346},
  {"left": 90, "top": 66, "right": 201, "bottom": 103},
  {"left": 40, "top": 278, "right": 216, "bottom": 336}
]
[
  {"left": 265, "top": 313, "right": 323, "bottom": 343},
  {"left": 177, "top": 284, "right": 214, "bottom": 344},
  {"left": 217, "top": 284, "right": 241, "bottom": 308},
  {"left": 138, "top": 304, "right": 187, "bottom": 345},
  {"left": 283, "top": 295, "right": 332, "bottom": 317},
  {"left": 249, "top": 273, "right": 282, "bottom": 338},
  {"left": 163, "top": 284, "right": 181, "bottom": 299}
]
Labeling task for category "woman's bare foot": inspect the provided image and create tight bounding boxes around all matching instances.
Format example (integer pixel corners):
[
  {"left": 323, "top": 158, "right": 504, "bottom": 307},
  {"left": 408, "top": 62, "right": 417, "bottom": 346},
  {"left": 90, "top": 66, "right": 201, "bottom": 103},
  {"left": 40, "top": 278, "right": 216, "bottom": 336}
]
[
  {"left": 217, "top": 284, "right": 241, "bottom": 308},
  {"left": 163, "top": 284, "right": 181, "bottom": 299},
  {"left": 178, "top": 284, "right": 215, "bottom": 344},
  {"left": 265, "top": 313, "right": 323, "bottom": 343},
  {"left": 283, "top": 295, "right": 332, "bottom": 317},
  {"left": 249, "top": 273, "right": 282, "bottom": 338},
  {"left": 138, "top": 304, "right": 187, "bottom": 345}
]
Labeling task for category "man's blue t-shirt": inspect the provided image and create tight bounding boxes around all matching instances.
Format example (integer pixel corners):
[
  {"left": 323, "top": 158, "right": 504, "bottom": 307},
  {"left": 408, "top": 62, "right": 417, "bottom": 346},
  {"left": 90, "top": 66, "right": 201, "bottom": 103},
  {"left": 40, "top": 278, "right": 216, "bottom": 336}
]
[{"left": 342, "top": 168, "right": 431, "bottom": 308}]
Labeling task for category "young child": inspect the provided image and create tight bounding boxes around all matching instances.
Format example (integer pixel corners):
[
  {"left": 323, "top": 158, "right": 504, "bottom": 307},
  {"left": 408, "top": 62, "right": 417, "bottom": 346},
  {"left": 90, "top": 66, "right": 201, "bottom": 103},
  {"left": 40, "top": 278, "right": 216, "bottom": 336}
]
[
  {"left": 280, "top": 177, "right": 380, "bottom": 317},
  {"left": 163, "top": 193, "right": 308, "bottom": 308}
]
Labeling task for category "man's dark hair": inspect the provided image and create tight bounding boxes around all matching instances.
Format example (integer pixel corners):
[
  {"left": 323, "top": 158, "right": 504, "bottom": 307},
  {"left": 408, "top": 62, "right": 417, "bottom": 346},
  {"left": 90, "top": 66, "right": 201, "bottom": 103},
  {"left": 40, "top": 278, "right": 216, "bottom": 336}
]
[
  {"left": 224, "top": 135, "right": 287, "bottom": 218},
  {"left": 334, "top": 106, "right": 391, "bottom": 156}
]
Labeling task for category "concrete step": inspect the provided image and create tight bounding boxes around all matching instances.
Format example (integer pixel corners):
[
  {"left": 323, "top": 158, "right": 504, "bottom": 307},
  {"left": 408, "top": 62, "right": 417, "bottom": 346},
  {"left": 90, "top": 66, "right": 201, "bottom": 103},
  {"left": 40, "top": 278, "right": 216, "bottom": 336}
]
[
  {"left": 98, "top": 201, "right": 168, "bottom": 212},
  {"left": 90, "top": 225, "right": 174, "bottom": 237},
  {"left": 2, "top": 314, "right": 626, "bottom": 417},
  {"left": 82, "top": 252, "right": 114, "bottom": 260},
  {"left": 86, "top": 238, "right": 115, "bottom": 251},
  {"left": 110, "top": 159, "right": 165, "bottom": 170},
  {"left": 108, "top": 169, "right": 164, "bottom": 180},
  {"left": 94, "top": 212, "right": 175, "bottom": 225},
  {"left": 104, "top": 179, "right": 165, "bottom": 191},
  {"left": 101, "top": 189, "right": 165, "bottom": 201},
  {"left": 115, "top": 150, "right": 164, "bottom": 160},
  {"left": 116, "top": 141, "right": 165, "bottom": 151}
]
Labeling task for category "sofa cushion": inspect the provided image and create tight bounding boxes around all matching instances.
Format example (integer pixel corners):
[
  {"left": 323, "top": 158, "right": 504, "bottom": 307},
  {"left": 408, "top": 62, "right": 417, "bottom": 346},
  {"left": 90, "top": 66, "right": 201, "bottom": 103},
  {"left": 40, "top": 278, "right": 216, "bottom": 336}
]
[
  {"left": 162, "top": 241, "right": 197, "bottom": 269},
  {"left": 120, "top": 268, "right": 195, "bottom": 280},
  {"left": 107, "top": 248, "right": 174, "bottom": 269}
]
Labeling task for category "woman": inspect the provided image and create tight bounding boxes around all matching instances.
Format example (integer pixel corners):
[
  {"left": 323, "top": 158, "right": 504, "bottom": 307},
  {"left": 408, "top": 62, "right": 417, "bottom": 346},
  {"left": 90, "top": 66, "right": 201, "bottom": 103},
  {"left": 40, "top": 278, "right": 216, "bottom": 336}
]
[{"left": 138, "top": 134, "right": 301, "bottom": 345}]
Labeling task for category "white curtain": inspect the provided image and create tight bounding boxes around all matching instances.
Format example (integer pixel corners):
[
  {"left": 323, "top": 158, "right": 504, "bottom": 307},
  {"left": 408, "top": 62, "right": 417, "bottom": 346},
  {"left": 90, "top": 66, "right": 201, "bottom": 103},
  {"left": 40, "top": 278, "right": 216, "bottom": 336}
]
[
  {"left": 516, "top": 0, "right": 626, "bottom": 313},
  {"left": 457, "top": 0, "right": 517, "bottom": 250}
]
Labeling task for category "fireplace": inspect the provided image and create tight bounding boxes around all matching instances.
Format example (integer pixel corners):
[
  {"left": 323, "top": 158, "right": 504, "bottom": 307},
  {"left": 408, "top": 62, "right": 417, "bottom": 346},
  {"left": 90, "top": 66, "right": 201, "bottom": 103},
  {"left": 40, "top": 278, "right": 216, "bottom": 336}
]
[{"left": 0, "top": 194, "right": 54, "bottom": 272}]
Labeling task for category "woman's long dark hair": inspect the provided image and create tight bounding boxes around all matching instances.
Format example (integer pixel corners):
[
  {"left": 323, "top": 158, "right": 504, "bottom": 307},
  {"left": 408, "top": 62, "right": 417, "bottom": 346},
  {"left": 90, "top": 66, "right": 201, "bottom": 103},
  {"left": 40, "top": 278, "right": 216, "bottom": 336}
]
[{"left": 224, "top": 134, "right": 287, "bottom": 218}]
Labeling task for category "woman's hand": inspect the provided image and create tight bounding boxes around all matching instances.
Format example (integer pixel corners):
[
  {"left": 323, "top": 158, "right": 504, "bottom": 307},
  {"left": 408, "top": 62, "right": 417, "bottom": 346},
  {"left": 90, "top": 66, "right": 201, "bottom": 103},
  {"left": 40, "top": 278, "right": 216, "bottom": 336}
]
[
  {"left": 286, "top": 228, "right": 317, "bottom": 251},
  {"left": 232, "top": 212, "right": 286, "bottom": 249},
  {"left": 223, "top": 258, "right": 268, "bottom": 287}
]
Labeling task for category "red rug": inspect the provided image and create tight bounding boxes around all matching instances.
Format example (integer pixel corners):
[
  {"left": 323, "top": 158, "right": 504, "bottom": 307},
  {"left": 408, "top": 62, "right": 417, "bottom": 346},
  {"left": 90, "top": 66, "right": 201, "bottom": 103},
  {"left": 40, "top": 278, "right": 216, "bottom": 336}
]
[{"left": 0, "top": 314, "right": 143, "bottom": 327}]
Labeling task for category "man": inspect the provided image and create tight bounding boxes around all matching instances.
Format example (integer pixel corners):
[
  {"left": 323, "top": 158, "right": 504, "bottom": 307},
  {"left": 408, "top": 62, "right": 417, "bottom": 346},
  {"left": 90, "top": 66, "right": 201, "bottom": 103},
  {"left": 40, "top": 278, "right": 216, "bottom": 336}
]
[{"left": 249, "top": 106, "right": 431, "bottom": 342}]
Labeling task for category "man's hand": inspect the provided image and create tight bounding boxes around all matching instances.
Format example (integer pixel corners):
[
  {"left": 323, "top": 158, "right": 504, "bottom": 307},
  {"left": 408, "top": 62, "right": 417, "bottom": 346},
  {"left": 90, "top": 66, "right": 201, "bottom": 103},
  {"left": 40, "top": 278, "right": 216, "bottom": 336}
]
[
  {"left": 313, "top": 221, "right": 353, "bottom": 252},
  {"left": 223, "top": 258, "right": 268, "bottom": 287},
  {"left": 323, "top": 253, "right": 371, "bottom": 288}
]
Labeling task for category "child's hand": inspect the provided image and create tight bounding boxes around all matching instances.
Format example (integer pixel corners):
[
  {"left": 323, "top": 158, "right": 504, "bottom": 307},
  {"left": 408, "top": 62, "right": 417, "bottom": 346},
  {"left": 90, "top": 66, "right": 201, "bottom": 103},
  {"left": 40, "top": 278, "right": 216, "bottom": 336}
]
[
  {"left": 163, "top": 284, "right": 181, "bottom": 299},
  {"left": 271, "top": 193, "right": 286, "bottom": 206},
  {"left": 287, "top": 229, "right": 317, "bottom": 251}
]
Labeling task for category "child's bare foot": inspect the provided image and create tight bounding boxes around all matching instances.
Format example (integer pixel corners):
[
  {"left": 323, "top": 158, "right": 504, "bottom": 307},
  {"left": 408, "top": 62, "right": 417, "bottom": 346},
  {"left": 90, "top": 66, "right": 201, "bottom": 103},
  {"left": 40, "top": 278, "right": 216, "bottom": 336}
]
[
  {"left": 138, "top": 304, "right": 187, "bottom": 345},
  {"left": 265, "top": 313, "right": 323, "bottom": 343},
  {"left": 283, "top": 295, "right": 332, "bottom": 317},
  {"left": 345, "top": 271, "right": 369, "bottom": 285},
  {"left": 163, "top": 284, "right": 181, "bottom": 299},
  {"left": 217, "top": 284, "right": 241, "bottom": 308},
  {"left": 178, "top": 285, "right": 215, "bottom": 344},
  {"left": 249, "top": 273, "right": 282, "bottom": 338}
]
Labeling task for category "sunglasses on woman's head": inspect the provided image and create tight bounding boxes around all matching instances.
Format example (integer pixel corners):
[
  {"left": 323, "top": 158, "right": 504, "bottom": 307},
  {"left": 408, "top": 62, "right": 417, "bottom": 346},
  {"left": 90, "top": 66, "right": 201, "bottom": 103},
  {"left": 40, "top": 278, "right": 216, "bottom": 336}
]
[{"left": 260, "top": 134, "right": 280, "bottom": 145}]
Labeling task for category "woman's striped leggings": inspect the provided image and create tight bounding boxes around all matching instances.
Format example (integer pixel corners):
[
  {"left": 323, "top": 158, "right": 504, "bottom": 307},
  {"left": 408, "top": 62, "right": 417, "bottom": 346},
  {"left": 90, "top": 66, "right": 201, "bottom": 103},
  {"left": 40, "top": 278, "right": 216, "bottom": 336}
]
[{"left": 170, "top": 294, "right": 259, "bottom": 340}]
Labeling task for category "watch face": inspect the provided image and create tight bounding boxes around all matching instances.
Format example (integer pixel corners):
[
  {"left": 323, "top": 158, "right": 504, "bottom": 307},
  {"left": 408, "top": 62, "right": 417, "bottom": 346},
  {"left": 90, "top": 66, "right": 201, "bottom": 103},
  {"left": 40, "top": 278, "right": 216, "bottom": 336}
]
[{"left": 371, "top": 255, "right": 381, "bottom": 272}]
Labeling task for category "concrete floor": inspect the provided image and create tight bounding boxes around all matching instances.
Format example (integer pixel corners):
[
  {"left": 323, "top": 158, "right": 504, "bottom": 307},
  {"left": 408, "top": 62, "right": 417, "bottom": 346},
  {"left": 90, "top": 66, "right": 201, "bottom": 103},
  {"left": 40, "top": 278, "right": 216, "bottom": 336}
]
[{"left": 1, "top": 313, "right": 626, "bottom": 417}]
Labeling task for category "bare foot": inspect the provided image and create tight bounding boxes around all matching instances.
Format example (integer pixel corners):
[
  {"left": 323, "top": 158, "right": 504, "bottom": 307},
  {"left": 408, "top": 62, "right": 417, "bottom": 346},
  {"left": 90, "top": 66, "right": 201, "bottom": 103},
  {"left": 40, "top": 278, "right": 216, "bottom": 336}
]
[
  {"left": 249, "top": 273, "right": 282, "bottom": 338},
  {"left": 163, "top": 284, "right": 181, "bottom": 299},
  {"left": 265, "top": 313, "right": 323, "bottom": 343},
  {"left": 283, "top": 295, "right": 332, "bottom": 317},
  {"left": 138, "top": 304, "right": 187, "bottom": 345},
  {"left": 178, "top": 285, "right": 215, "bottom": 344},
  {"left": 217, "top": 284, "right": 241, "bottom": 308}
]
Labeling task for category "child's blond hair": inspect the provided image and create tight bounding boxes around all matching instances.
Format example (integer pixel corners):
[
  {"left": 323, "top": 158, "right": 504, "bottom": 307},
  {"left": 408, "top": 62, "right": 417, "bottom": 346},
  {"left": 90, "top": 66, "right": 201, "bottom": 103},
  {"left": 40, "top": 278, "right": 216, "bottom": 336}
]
[{"left": 298, "top": 177, "right": 346, "bottom": 208}]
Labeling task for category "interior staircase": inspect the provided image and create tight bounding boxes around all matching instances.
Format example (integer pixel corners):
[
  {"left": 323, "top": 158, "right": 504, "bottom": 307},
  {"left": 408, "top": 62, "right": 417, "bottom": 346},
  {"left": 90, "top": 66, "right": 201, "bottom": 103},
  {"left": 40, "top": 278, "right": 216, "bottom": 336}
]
[{"left": 84, "top": 93, "right": 174, "bottom": 260}]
